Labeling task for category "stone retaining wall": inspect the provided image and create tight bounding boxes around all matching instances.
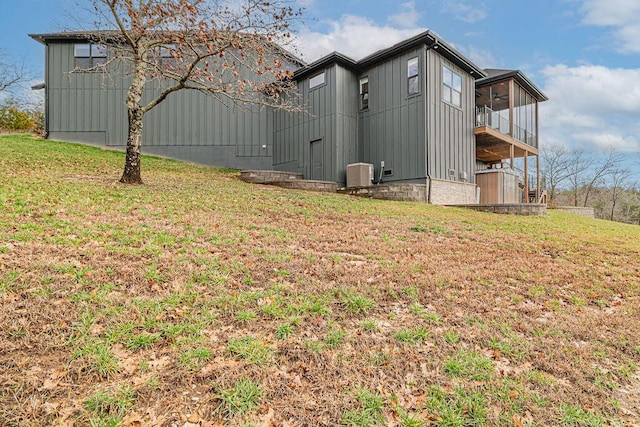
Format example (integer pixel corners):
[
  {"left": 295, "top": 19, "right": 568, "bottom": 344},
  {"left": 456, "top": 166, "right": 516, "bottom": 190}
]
[
  {"left": 551, "top": 206, "right": 595, "bottom": 218},
  {"left": 339, "top": 184, "right": 427, "bottom": 202},
  {"left": 271, "top": 180, "right": 337, "bottom": 193},
  {"left": 340, "top": 180, "right": 478, "bottom": 204},
  {"left": 240, "top": 170, "right": 303, "bottom": 184},
  {"left": 429, "top": 178, "right": 478, "bottom": 205},
  {"left": 449, "top": 204, "right": 547, "bottom": 216}
]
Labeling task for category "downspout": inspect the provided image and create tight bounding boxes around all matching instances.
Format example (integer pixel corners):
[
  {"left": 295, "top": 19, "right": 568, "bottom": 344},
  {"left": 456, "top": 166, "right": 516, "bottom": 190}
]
[
  {"left": 44, "top": 42, "right": 50, "bottom": 139},
  {"left": 424, "top": 45, "right": 432, "bottom": 203}
]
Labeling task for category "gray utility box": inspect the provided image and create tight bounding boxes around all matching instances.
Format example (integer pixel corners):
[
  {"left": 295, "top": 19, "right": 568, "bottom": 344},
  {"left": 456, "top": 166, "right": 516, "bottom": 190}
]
[{"left": 346, "top": 163, "right": 374, "bottom": 187}]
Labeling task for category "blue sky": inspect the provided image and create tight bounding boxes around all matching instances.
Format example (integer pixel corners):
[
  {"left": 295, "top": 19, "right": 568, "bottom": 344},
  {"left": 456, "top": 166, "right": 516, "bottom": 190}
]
[{"left": 1, "top": 0, "right": 640, "bottom": 171}]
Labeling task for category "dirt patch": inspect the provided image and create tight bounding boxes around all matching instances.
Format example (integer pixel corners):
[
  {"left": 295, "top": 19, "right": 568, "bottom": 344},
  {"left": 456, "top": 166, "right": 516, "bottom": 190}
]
[{"left": 616, "top": 372, "right": 640, "bottom": 425}]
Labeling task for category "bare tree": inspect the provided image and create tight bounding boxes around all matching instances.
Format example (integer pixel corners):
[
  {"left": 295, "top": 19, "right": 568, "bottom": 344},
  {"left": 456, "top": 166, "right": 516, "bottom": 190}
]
[
  {"left": 84, "top": 0, "right": 303, "bottom": 184},
  {"left": 0, "top": 47, "right": 29, "bottom": 95},
  {"left": 608, "top": 168, "right": 632, "bottom": 221},
  {"left": 565, "top": 150, "right": 591, "bottom": 206},
  {"left": 541, "top": 145, "right": 575, "bottom": 203},
  {"left": 582, "top": 148, "right": 624, "bottom": 207},
  {"left": 620, "top": 188, "right": 640, "bottom": 225}
]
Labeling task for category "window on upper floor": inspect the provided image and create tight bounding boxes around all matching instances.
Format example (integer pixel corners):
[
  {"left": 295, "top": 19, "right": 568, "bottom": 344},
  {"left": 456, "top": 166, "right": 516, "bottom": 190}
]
[
  {"left": 360, "top": 76, "right": 369, "bottom": 109},
  {"left": 74, "top": 44, "right": 107, "bottom": 69},
  {"left": 407, "top": 57, "right": 419, "bottom": 95},
  {"left": 152, "top": 44, "right": 177, "bottom": 68},
  {"left": 442, "top": 65, "right": 462, "bottom": 107},
  {"left": 309, "top": 71, "right": 325, "bottom": 89}
]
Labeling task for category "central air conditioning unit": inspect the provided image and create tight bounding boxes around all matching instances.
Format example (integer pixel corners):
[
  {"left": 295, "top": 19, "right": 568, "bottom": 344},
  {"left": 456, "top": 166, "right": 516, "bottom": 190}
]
[{"left": 346, "top": 163, "right": 374, "bottom": 188}]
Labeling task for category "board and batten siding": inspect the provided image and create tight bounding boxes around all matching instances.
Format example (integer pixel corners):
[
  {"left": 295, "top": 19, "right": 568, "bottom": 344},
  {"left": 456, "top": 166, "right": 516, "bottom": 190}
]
[
  {"left": 425, "top": 49, "right": 477, "bottom": 183},
  {"left": 358, "top": 48, "right": 426, "bottom": 183},
  {"left": 273, "top": 64, "right": 358, "bottom": 184},
  {"left": 334, "top": 65, "right": 359, "bottom": 183},
  {"left": 45, "top": 42, "right": 284, "bottom": 170}
]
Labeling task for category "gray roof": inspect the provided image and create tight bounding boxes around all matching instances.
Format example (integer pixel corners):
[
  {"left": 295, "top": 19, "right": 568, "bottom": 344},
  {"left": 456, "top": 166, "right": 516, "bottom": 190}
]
[
  {"left": 294, "top": 30, "right": 487, "bottom": 80},
  {"left": 482, "top": 68, "right": 515, "bottom": 78},
  {"left": 293, "top": 52, "right": 358, "bottom": 80},
  {"left": 359, "top": 30, "right": 485, "bottom": 77},
  {"left": 477, "top": 68, "right": 548, "bottom": 102},
  {"left": 29, "top": 31, "right": 124, "bottom": 44},
  {"left": 29, "top": 31, "right": 307, "bottom": 68}
]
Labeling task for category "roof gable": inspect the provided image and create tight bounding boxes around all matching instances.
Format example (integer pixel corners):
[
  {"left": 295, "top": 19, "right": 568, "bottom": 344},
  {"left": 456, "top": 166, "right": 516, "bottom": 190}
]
[{"left": 292, "top": 30, "right": 486, "bottom": 81}]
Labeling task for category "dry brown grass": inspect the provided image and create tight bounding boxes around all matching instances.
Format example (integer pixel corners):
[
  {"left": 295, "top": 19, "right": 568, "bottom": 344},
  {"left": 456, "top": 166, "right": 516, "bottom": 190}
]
[{"left": 1, "top": 134, "right": 639, "bottom": 426}]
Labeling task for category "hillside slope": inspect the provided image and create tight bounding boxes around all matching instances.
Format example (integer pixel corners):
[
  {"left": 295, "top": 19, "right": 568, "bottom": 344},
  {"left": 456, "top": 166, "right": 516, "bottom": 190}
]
[{"left": 1, "top": 134, "right": 639, "bottom": 426}]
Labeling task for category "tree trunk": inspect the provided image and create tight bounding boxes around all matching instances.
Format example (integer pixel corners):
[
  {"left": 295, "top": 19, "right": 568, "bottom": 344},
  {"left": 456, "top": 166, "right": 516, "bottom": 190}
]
[
  {"left": 119, "top": 109, "right": 144, "bottom": 184},
  {"left": 120, "top": 58, "right": 147, "bottom": 185}
]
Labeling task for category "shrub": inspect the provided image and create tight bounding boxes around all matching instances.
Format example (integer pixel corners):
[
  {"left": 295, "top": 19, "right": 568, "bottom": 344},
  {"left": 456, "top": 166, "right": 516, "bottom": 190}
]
[{"left": 0, "top": 100, "right": 35, "bottom": 131}]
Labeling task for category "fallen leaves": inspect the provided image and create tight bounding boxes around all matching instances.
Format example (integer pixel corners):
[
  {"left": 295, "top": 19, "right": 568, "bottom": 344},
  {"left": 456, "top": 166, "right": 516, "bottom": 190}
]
[{"left": 2, "top": 134, "right": 640, "bottom": 426}]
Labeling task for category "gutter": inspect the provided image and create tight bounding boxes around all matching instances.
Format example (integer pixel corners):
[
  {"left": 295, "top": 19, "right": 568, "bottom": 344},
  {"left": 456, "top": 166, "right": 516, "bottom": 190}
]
[
  {"left": 424, "top": 46, "right": 432, "bottom": 203},
  {"left": 44, "top": 42, "right": 49, "bottom": 138}
]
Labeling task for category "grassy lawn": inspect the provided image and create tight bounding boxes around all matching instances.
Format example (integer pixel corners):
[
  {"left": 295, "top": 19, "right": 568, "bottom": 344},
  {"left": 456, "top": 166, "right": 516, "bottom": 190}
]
[{"left": 1, "top": 133, "right": 639, "bottom": 426}]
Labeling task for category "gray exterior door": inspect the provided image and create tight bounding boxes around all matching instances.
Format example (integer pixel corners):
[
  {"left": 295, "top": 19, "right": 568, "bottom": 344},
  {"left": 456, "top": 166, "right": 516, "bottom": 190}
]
[{"left": 310, "top": 139, "right": 324, "bottom": 180}]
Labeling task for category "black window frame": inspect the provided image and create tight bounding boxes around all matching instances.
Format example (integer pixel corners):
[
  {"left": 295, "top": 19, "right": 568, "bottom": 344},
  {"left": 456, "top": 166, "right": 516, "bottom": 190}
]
[
  {"left": 407, "top": 57, "right": 420, "bottom": 96},
  {"left": 359, "top": 76, "right": 369, "bottom": 110},
  {"left": 152, "top": 43, "right": 177, "bottom": 68},
  {"left": 442, "top": 65, "right": 463, "bottom": 108},
  {"left": 74, "top": 43, "right": 107, "bottom": 70}
]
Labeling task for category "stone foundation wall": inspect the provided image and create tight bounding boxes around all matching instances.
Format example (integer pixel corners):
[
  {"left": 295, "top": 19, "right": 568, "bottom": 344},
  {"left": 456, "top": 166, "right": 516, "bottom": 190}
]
[
  {"left": 272, "top": 180, "right": 337, "bottom": 193},
  {"left": 429, "top": 178, "right": 478, "bottom": 205},
  {"left": 340, "top": 180, "right": 478, "bottom": 204},
  {"left": 339, "top": 184, "right": 427, "bottom": 202},
  {"left": 240, "top": 170, "right": 303, "bottom": 184},
  {"left": 450, "top": 204, "right": 547, "bottom": 216}
]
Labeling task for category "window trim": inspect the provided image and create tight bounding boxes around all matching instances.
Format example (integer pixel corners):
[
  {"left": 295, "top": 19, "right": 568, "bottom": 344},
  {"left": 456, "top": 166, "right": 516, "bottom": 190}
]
[
  {"left": 359, "top": 76, "right": 369, "bottom": 110},
  {"left": 442, "top": 65, "right": 463, "bottom": 108},
  {"left": 407, "top": 57, "right": 420, "bottom": 96},
  {"left": 309, "top": 71, "right": 326, "bottom": 90}
]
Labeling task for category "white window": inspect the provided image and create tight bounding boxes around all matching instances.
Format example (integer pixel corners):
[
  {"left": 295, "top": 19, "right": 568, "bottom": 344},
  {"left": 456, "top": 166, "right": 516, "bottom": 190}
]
[
  {"left": 309, "top": 71, "right": 325, "bottom": 89},
  {"left": 443, "top": 65, "right": 462, "bottom": 107},
  {"left": 74, "top": 43, "right": 107, "bottom": 69},
  {"left": 360, "top": 76, "right": 369, "bottom": 109},
  {"left": 407, "top": 57, "right": 419, "bottom": 95}
]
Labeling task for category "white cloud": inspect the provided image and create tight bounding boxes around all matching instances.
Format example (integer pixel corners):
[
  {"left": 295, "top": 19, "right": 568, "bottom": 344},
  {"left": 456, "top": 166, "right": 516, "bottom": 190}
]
[
  {"left": 389, "top": 1, "right": 422, "bottom": 28},
  {"left": 440, "top": 0, "right": 487, "bottom": 24},
  {"left": 540, "top": 64, "right": 640, "bottom": 152},
  {"left": 296, "top": 0, "right": 316, "bottom": 7},
  {"left": 455, "top": 45, "right": 498, "bottom": 69},
  {"left": 294, "top": 14, "right": 425, "bottom": 61},
  {"left": 581, "top": 0, "right": 640, "bottom": 53}
]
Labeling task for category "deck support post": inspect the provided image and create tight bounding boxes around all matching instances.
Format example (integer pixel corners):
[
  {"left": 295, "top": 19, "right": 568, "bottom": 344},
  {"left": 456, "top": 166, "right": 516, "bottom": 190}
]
[
  {"left": 510, "top": 143, "right": 514, "bottom": 170},
  {"left": 536, "top": 154, "right": 541, "bottom": 203},
  {"left": 524, "top": 150, "right": 529, "bottom": 204}
]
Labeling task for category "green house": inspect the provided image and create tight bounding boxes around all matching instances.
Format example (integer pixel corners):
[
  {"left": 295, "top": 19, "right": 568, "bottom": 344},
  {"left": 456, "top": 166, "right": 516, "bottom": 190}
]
[{"left": 30, "top": 30, "right": 547, "bottom": 204}]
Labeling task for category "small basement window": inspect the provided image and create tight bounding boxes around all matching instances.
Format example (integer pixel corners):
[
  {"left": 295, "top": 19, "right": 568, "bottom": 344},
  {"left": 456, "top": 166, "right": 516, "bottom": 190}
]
[
  {"left": 360, "top": 76, "right": 369, "bottom": 109},
  {"left": 309, "top": 71, "right": 325, "bottom": 89},
  {"left": 407, "top": 57, "right": 419, "bottom": 95},
  {"left": 74, "top": 43, "right": 107, "bottom": 69}
]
